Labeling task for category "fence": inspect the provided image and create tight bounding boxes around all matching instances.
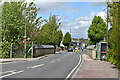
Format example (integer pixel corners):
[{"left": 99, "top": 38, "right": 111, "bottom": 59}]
[
  {"left": 11, "top": 42, "right": 33, "bottom": 58},
  {"left": 1, "top": 41, "right": 54, "bottom": 58},
  {"left": 5, "top": 42, "right": 33, "bottom": 58}
]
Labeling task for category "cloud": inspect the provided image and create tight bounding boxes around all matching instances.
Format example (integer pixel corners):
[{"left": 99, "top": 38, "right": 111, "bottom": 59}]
[
  {"left": 90, "top": 11, "right": 106, "bottom": 21},
  {"left": 75, "top": 16, "right": 90, "bottom": 21},
  {"left": 64, "top": 8, "right": 80, "bottom": 13},
  {"left": 61, "top": 11, "right": 106, "bottom": 39},
  {"left": 90, "top": 2, "right": 106, "bottom": 6},
  {"left": 97, "top": 11, "right": 106, "bottom": 21},
  {"left": 25, "top": 0, "right": 108, "bottom": 2},
  {"left": 34, "top": 2, "right": 80, "bottom": 14},
  {"left": 61, "top": 17, "right": 90, "bottom": 39}
]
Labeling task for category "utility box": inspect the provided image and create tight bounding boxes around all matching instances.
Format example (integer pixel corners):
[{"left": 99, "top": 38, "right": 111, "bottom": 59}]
[
  {"left": 33, "top": 45, "right": 55, "bottom": 57},
  {"left": 96, "top": 42, "right": 107, "bottom": 60}
]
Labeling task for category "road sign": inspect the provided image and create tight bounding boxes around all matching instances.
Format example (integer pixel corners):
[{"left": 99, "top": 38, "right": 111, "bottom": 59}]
[{"left": 22, "top": 39, "right": 28, "bottom": 43}]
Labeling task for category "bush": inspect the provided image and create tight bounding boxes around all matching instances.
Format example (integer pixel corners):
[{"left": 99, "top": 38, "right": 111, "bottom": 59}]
[
  {"left": 0, "top": 41, "right": 11, "bottom": 58},
  {"left": 107, "top": 1, "right": 120, "bottom": 69}
]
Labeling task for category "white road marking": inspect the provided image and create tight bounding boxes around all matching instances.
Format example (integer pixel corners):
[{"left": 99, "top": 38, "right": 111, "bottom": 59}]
[
  {"left": 65, "top": 55, "right": 82, "bottom": 79},
  {"left": 0, "top": 70, "right": 16, "bottom": 74},
  {"left": 63, "top": 57, "right": 65, "bottom": 58},
  {"left": 57, "top": 59, "right": 60, "bottom": 61},
  {"left": 41, "top": 54, "right": 54, "bottom": 60},
  {"left": 40, "top": 57, "right": 48, "bottom": 60},
  {"left": 0, "top": 62, "right": 16, "bottom": 64},
  {"left": 49, "top": 61, "right": 55, "bottom": 64},
  {"left": 51, "top": 54, "right": 54, "bottom": 56},
  {"left": 71, "top": 55, "right": 84, "bottom": 78},
  {"left": 27, "top": 64, "right": 44, "bottom": 69},
  {"left": 0, "top": 70, "right": 23, "bottom": 78}
]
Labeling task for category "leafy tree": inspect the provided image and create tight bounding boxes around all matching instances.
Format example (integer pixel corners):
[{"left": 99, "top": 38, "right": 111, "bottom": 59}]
[
  {"left": 24, "top": 2, "right": 42, "bottom": 39},
  {"left": 107, "top": 1, "right": 120, "bottom": 68},
  {"left": 57, "top": 30, "right": 63, "bottom": 47},
  {"left": 63, "top": 32, "right": 71, "bottom": 47},
  {"left": 0, "top": 4, "right": 2, "bottom": 42},
  {"left": 88, "top": 16, "right": 107, "bottom": 44},
  {"left": 33, "top": 15, "right": 63, "bottom": 47},
  {"left": 1, "top": 1, "right": 41, "bottom": 43},
  {"left": 1, "top": 1, "right": 42, "bottom": 58}
]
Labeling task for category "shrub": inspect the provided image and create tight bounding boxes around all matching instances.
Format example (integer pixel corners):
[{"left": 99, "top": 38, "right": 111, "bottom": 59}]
[{"left": 0, "top": 41, "right": 11, "bottom": 58}]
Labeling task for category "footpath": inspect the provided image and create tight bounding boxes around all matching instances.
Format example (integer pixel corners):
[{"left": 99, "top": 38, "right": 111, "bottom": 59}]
[{"left": 72, "top": 54, "right": 119, "bottom": 80}]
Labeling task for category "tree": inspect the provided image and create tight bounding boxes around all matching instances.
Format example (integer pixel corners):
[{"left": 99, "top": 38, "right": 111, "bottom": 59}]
[
  {"left": 88, "top": 16, "right": 107, "bottom": 44},
  {"left": 63, "top": 32, "right": 71, "bottom": 47},
  {"left": 2, "top": 1, "right": 25, "bottom": 43},
  {"left": 107, "top": 1, "right": 120, "bottom": 68},
  {"left": 0, "top": 4, "right": 2, "bottom": 42},
  {"left": 33, "top": 14, "right": 63, "bottom": 47},
  {"left": 57, "top": 30, "right": 63, "bottom": 47},
  {"left": 1, "top": 1, "right": 41, "bottom": 43},
  {"left": 1, "top": 1, "right": 42, "bottom": 58}
]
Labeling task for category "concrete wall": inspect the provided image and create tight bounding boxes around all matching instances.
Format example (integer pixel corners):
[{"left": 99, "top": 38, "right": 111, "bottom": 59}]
[
  {"left": 33, "top": 48, "right": 55, "bottom": 57},
  {"left": 86, "top": 49, "right": 96, "bottom": 59}
]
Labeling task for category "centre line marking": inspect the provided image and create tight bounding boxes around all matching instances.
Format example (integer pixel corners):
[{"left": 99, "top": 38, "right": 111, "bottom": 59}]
[
  {"left": 57, "top": 59, "right": 60, "bottom": 61},
  {"left": 49, "top": 61, "right": 55, "bottom": 63},
  {"left": 0, "top": 70, "right": 23, "bottom": 78},
  {"left": 27, "top": 64, "right": 44, "bottom": 69},
  {"left": 0, "top": 70, "right": 16, "bottom": 74}
]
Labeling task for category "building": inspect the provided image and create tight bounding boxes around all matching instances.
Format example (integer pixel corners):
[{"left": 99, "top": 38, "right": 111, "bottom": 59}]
[{"left": 70, "top": 38, "right": 88, "bottom": 47}]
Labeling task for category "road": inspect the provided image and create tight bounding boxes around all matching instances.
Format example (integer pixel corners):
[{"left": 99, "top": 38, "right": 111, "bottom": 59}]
[{"left": 0, "top": 51, "right": 84, "bottom": 79}]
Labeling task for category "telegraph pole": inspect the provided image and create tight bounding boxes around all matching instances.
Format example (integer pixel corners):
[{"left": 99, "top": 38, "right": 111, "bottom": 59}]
[
  {"left": 24, "top": 10, "right": 27, "bottom": 58},
  {"left": 106, "top": 4, "right": 109, "bottom": 42},
  {"left": 70, "top": 29, "right": 71, "bottom": 34}
]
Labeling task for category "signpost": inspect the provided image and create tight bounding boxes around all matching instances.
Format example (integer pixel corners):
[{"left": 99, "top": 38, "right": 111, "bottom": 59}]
[{"left": 22, "top": 38, "right": 28, "bottom": 43}]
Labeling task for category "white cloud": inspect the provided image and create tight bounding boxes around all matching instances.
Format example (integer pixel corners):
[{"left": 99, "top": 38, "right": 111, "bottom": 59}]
[
  {"left": 75, "top": 16, "right": 90, "bottom": 21},
  {"left": 79, "top": 21, "right": 89, "bottom": 25},
  {"left": 74, "top": 26, "right": 80, "bottom": 29},
  {"left": 65, "top": 8, "right": 80, "bottom": 13},
  {"left": 97, "top": 11, "right": 106, "bottom": 21},
  {"left": 61, "top": 11, "right": 106, "bottom": 39},
  {"left": 90, "top": 11, "right": 96, "bottom": 17},
  {"left": 90, "top": 2, "right": 106, "bottom": 6},
  {"left": 34, "top": 2, "right": 80, "bottom": 14},
  {"left": 25, "top": 0, "right": 108, "bottom": 2},
  {"left": 90, "top": 11, "right": 106, "bottom": 21}
]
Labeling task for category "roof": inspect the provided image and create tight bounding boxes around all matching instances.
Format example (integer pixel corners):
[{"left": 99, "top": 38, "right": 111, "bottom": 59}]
[
  {"left": 86, "top": 45, "right": 95, "bottom": 50},
  {"left": 34, "top": 45, "right": 54, "bottom": 49}
]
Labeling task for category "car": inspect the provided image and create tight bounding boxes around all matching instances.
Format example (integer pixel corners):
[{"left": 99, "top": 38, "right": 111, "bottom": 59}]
[{"left": 68, "top": 47, "right": 74, "bottom": 52}]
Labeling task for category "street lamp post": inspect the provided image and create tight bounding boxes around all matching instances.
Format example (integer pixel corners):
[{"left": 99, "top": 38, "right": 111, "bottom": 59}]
[
  {"left": 106, "top": 5, "right": 109, "bottom": 42},
  {"left": 103, "top": 5, "right": 109, "bottom": 42},
  {"left": 24, "top": 10, "right": 34, "bottom": 58},
  {"left": 24, "top": 10, "right": 27, "bottom": 58}
]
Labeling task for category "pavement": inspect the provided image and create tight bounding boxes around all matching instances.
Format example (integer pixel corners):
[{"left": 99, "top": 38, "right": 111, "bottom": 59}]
[{"left": 72, "top": 54, "right": 119, "bottom": 79}]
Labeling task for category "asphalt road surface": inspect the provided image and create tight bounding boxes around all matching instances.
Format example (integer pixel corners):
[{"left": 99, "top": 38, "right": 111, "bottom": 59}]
[{"left": 0, "top": 51, "right": 84, "bottom": 79}]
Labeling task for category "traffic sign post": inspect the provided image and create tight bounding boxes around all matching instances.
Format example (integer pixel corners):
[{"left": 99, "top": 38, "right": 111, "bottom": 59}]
[{"left": 22, "top": 39, "right": 28, "bottom": 43}]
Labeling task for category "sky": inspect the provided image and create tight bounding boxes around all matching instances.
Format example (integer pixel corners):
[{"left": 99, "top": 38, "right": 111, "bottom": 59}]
[
  {"left": 0, "top": 0, "right": 107, "bottom": 39},
  {"left": 32, "top": 1, "right": 107, "bottom": 39}
]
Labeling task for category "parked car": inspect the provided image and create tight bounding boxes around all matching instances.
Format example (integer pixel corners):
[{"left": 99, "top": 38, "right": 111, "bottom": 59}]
[{"left": 68, "top": 47, "right": 74, "bottom": 52}]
